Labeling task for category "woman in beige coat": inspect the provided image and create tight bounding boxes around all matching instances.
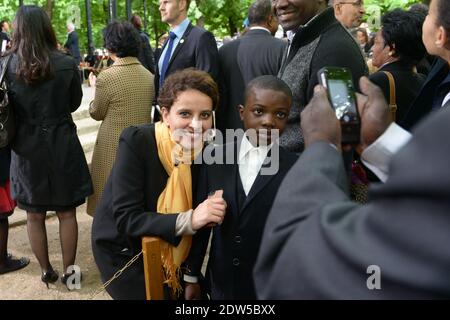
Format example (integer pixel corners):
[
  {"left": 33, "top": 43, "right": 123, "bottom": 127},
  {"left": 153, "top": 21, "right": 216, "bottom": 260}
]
[{"left": 87, "top": 21, "right": 154, "bottom": 216}]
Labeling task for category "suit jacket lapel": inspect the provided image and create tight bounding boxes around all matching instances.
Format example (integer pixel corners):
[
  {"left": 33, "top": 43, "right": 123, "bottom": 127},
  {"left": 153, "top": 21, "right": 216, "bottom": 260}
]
[
  {"left": 168, "top": 23, "right": 193, "bottom": 70},
  {"left": 223, "top": 143, "right": 240, "bottom": 218}
]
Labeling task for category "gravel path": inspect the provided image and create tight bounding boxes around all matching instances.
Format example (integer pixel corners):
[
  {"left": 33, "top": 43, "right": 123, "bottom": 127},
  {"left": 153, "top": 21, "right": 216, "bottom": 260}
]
[{"left": 0, "top": 204, "right": 111, "bottom": 300}]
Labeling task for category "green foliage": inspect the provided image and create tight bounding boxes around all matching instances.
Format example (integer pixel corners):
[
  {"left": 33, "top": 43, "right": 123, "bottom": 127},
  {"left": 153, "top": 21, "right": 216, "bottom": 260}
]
[
  {"left": 1, "top": 0, "right": 424, "bottom": 56},
  {"left": 190, "top": 0, "right": 253, "bottom": 37},
  {"left": 365, "top": 0, "right": 422, "bottom": 13},
  {"left": 1, "top": 0, "right": 254, "bottom": 56},
  {"left": 364, "top": 0, "right": 424, "bottom": 30}
]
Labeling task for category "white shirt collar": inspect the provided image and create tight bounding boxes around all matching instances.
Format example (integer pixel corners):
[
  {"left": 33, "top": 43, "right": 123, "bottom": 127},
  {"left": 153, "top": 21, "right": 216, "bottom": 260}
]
[
  {"left": 249, "top": 26, "right": 271, "bottom": 34},
  {"left": 442, "top": 91, "right": 450, "bottom": 108},
  {"left": 171, "top": 18, "right": 190, "bottom": 39},
  {"left": 238, "top": 133, "right": 272, "bottom": 163}
]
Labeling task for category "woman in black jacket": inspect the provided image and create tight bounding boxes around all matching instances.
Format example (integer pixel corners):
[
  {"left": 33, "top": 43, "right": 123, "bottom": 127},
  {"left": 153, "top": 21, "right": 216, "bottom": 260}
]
[
  {"left": 5, "top": 5, "right": 93, "bottom": 288},
  {"left": 369, "top": 9, "right": 427, "bottom": 124},
  {"left": 92, "top": 68, "right": 226, "bottom": 300}
]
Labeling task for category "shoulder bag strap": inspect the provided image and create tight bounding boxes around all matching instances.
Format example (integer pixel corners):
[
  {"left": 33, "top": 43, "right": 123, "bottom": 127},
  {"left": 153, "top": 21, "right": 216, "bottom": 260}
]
[{"left": 382, "top": 70, "right": 397, "bottom": 122}]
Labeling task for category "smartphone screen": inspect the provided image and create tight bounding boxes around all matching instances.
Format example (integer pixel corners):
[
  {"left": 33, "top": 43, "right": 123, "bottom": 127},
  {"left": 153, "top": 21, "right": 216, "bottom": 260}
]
[
  {"left": 327, "top": 79, "right": 358, "bottom": 123},
  {"left": 318, "top": 67, "right": 360, "bottom": 144}
]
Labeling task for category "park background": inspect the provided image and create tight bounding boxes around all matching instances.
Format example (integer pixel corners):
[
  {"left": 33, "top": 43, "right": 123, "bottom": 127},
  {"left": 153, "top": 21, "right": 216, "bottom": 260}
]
[{"left": 1, "top": 0, "right": 425, "bottom": 57}]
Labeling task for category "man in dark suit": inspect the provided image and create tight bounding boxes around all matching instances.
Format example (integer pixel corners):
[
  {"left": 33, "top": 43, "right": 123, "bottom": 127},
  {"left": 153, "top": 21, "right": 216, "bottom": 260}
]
[
  {"left": 130, "top": 15, "right": 156, "bottom": 74},
  {"left": 254, "top": 76, "right": 450, "bottom": 299},
  {"left": 216, "top": 0, "right": 286, "bottom": 131},
  {"left": 155, "top": 0, "right": 219, "bottom": 96},
  {"left": 64, "top": 22, "right": 81, "bottom": 63},
  {"left": 402, "top": 57, "right": 450, "bottom": 130},
  {"left": 183, "top": 76, "right": 298, "bottom": 300}
]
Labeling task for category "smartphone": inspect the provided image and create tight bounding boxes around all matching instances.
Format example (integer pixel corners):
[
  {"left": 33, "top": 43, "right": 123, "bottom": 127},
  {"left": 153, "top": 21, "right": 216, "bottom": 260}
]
[{"left": 317, "top": 67, "right": 360, "bottom": 144}]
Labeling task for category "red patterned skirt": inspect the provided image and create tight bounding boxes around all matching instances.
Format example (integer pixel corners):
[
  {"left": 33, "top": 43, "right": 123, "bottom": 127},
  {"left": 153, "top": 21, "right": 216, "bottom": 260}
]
[{"left": 0, "top": 180, "right": 16, "bottom": 216}]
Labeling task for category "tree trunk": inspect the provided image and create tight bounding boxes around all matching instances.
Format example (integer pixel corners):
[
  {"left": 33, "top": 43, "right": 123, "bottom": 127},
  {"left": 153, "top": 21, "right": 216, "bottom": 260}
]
[
  {"left": 228, "top": 16, "right": 237, "bottom": 37},
  {"left": 45, "top": 0, "right": 54, "bottom": 20}
]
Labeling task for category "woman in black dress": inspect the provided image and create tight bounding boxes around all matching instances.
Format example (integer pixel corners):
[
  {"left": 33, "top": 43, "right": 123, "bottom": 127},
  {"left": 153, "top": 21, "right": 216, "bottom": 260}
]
[{"left": 5, "top": 6, "right": 93, "bottom": 287}]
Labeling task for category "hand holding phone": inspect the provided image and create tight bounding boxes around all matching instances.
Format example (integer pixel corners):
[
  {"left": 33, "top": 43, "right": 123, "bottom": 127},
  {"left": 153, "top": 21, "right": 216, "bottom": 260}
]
[{"left": 317, "top": 67, "right": 361, "bottom": 144}]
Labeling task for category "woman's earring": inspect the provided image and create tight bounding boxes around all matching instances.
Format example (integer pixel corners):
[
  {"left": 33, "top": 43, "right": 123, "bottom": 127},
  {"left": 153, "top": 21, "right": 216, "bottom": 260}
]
[{"left": 205, "top": 111, "right": 216, "bottom": 144}]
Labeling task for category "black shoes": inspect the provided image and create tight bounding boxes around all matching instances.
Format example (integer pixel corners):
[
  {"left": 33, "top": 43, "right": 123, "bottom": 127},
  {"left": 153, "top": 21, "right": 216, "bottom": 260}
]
[
  {"left": 41, "top": 268, "right": 83, "bottom": 290},
  {"left": 41, "top": 269, "right": 59, "bottom": 288},
  {"left": 61, "top": 270, "right": 83, "bottom": 290},
  {"left": 0, "top": 256, "right": 30, "bottom": 275}
]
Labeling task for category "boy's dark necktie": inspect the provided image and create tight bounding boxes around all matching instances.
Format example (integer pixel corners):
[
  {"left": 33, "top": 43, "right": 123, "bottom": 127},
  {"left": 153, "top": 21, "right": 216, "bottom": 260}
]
[{"left": 159, "top": 31, "right": 177, "bottom": 88}]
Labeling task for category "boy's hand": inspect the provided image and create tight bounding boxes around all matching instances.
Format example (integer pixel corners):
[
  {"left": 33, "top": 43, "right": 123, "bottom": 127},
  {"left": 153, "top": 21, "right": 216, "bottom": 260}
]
[
  {"left": 301, "top": 85, "right": 341, "bottom": 149},
  {"left": 184, "top": 282, "right": 202, "bottom": 300},
  {"left": 191, "top": 190, "right": 226, "bottom": 230}
]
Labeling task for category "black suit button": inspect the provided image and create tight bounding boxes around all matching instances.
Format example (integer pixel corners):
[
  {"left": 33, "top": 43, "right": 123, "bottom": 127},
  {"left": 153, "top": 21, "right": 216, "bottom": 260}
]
[
  {"left": 234, "top": 235, "right": 241, "bottom": 243},
  {"left": 232, "top": 258, "right": 240, "bottom": 266}
]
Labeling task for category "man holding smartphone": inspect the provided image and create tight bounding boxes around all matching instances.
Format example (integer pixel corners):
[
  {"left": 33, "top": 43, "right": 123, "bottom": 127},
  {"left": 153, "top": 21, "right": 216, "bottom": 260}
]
[{"left": 254, "top": 76, "right": 450, "bottom": 298}]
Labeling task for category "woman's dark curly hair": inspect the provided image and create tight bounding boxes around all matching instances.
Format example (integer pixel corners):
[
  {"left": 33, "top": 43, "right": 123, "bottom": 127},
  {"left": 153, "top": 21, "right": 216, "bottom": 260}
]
[
  {"left": 158, "top": 68, "right": 219, "bottom": 111},
  {"left": 381, "top": 9, "right": 426, "bottom": 65},
  {"left": 103, "top": 21, "right": 140, "bottom": 58},
  {"left": 10, "top": 5, "right": 57, "bottom": 85}
]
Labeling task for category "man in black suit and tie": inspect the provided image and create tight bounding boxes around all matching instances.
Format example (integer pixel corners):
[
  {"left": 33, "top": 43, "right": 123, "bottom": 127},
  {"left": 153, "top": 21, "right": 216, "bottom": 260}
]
[
  {"left": 155, "top": 0, "right": 219, "bottom": 96},
  {"left": 216, "top": 0, "right": 287, "bottom": 131},
  {"left": 64, "top": 22, "right": 81, "bottom": 64}
]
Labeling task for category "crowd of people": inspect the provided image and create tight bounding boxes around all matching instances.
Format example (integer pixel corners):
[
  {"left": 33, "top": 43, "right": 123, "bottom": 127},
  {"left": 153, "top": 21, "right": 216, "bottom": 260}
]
[{"left": 1, "top": 0, "right": 450, "bottom": 300}]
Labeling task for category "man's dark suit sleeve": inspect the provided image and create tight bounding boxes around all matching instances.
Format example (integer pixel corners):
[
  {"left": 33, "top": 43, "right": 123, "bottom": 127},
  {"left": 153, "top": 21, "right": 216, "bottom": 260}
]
[
  {"left": 195, "top": 31, "right": 220, "bottom": 82},
  {"left": 111, "top": 127, "right": 180, "bottom": 246},
  {"left": 308, "top": 35, "right": 367, "bottom": 100},
  {"left": 254, "top": 108, "right": 450, "bottom": 299},
  {"left": 140, "top": 32, "right": 156, "bottom": 74}
]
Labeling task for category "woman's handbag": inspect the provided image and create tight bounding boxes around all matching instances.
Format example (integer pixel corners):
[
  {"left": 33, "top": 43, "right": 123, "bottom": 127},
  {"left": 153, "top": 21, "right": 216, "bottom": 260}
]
[{"left": 0, "top": 55, "right": 15, "bottom": 148}]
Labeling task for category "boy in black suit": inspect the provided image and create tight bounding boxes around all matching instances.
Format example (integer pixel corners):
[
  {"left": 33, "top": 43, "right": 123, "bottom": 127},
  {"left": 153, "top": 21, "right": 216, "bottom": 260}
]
[{"left": 183, "top": 75, "right": 298, "bottom": 300}]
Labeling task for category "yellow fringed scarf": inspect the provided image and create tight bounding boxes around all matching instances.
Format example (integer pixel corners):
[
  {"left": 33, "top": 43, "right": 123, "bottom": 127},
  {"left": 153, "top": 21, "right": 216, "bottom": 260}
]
[{"left": 154, "top": 121, "right": 201, "bottom": 298}]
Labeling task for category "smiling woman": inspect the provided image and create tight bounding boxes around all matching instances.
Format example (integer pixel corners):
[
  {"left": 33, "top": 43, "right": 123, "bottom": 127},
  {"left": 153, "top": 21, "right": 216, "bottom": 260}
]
[{"left": 91, "top": 68, "right": 227, "bottom": 300}]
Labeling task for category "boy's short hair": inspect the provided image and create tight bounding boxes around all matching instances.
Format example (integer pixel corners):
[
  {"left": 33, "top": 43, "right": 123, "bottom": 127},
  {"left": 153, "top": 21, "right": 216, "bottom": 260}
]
[{"left": 244, "top": 75, "right": 292, "bottom": 105}]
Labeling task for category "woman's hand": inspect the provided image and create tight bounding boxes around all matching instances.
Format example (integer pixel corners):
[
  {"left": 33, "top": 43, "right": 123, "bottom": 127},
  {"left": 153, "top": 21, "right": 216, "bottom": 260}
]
[
  {"left": 184, "top": 282, "right": 202, "bottom": 300},
  {"left": 191, "top": 190, "right": 226, "bottom": 230}
]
